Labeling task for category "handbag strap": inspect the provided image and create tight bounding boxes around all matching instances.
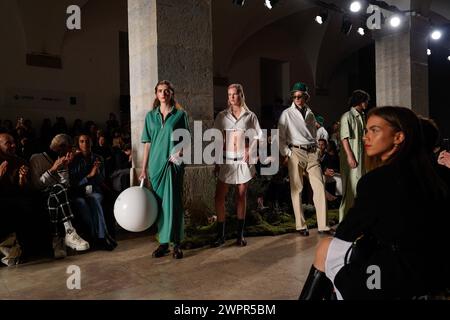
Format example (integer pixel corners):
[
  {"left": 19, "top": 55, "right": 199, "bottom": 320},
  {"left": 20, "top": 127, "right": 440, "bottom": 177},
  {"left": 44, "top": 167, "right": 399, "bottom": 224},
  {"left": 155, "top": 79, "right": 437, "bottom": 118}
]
[{"left": 344, "top": 235, "right": 364, "bottom": 266}]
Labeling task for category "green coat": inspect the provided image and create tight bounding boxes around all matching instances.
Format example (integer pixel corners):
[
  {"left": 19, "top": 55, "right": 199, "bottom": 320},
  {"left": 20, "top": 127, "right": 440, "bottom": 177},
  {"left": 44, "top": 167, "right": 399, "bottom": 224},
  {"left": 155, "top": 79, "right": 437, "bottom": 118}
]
[
  {"left": 339, "top": 107, "right": 366, "bottom": 221},
  {"left": 141, "top": 106, "right": 190, "bottom": 244}
]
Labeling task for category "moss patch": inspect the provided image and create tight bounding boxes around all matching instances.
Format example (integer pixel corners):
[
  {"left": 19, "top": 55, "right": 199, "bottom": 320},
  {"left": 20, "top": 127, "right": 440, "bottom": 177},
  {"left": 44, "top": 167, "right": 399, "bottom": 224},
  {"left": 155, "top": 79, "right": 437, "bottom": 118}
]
[{"left": 181, "top": 207, "right": 339, "bottom": 249}]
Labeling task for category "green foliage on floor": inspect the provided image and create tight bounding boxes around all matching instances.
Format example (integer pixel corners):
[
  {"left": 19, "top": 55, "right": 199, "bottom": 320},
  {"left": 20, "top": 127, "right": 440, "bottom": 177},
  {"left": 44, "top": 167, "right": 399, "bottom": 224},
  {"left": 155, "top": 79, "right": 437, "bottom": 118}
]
[{"left": 181, "top": 207, "right": 339, "bottom": 249}]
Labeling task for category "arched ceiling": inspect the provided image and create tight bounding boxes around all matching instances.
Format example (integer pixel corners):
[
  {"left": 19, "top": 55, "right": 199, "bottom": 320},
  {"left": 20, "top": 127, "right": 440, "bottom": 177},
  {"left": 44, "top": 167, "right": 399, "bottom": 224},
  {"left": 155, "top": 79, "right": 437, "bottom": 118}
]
[
  {"left": 212, "top": 0, "right": 450, "bottom": 89},
  {"left": 212, "top": 0, "right": 373, "bottom": 89}
]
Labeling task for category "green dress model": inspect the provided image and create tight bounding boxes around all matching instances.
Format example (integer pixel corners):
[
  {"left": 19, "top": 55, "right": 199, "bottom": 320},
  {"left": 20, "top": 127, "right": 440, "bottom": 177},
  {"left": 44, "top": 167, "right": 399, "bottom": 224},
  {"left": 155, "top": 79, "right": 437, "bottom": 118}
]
[
  {"left": 339, "top": 107, "right": 366, "bottom": 222},
  {"left": 141, "top": 106, "right": 190, "bottom": 244}
]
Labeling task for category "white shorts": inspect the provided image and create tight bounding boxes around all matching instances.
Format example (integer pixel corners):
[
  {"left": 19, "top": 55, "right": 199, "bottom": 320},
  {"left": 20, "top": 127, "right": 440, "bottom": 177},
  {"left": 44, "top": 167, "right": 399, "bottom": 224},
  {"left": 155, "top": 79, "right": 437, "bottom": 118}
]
[{"left": 325, "top": 237, "right": 353, "bottom": 300}]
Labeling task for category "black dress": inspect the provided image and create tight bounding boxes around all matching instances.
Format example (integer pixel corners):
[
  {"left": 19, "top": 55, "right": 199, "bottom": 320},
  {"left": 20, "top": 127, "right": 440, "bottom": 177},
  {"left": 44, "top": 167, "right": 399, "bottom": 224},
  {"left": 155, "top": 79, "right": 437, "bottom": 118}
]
[{"left": 333, "top": 163, "right": 449, "bottom": 299}]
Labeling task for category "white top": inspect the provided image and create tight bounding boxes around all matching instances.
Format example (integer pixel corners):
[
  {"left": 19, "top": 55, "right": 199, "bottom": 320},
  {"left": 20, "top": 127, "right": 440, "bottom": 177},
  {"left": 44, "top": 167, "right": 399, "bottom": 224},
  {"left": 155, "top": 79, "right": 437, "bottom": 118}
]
[
  {"left": 213, "top": 106, "right": 262, "bottom": 184},
  {"left": 316, "top": 126, "right": 329, "bottom": 142},
  {"left": 278, "top": 102, "right": 317, "bottom": 157},
  {"left": 214, "top": 106, "right": 262, "bottom": 137},
  {"left": 213, "top": 106, "right": 262, "bottom": 158}
]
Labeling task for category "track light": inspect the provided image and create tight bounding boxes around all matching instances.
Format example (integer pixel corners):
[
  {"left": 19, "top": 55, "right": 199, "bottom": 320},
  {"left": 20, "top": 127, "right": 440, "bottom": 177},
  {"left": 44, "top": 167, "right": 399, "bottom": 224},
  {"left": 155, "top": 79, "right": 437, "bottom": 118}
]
[
  {"left": 389, "top": 15, "right": 401, "bottom": 28},
  {"left": 427, "top": 49, "right": 431, "bottom": 56},
  {"left": 350, "top": 1, "right": 362, "bottom": 13},
  {"left": 264, "top": 0, "right": 279, "bottom": 9},
  {"left": 315, "top": 10, "right": 328, "bottom": 25},
  {"left": 431, "top": 30, "right": 442, "bottom": 40},
  {"left": 341, "top": 16, "right": 353, "bottom": 35},
  {"left": 232, "top": 0, "right": 245, "bottom": 6}
]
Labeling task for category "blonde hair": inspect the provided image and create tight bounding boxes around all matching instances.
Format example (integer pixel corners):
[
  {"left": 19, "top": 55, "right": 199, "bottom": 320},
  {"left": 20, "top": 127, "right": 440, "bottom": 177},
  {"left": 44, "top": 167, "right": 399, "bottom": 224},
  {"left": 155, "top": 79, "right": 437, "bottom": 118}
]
[
  {"left": 50, "top": 134, "right": 72, "bottom": 151},
  {"left": 227, "top": 83, "right": 249, "bottom": 110}
]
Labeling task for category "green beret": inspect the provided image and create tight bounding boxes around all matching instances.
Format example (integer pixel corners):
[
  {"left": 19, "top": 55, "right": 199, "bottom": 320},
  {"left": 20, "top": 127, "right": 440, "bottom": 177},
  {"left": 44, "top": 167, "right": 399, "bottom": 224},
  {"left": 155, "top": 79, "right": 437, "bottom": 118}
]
[
  {"left": 315, "top": 115, "right": 324, "bottom": 126},
  {"left": 291, "top": 82, "right": 308, "bottom": 93}
]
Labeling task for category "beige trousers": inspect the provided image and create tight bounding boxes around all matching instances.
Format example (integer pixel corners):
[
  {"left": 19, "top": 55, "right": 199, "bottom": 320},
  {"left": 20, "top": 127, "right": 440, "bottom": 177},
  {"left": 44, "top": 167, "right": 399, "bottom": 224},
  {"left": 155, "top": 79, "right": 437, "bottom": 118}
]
[{"left": 288, "top": 148, "right": 328, "bottom": 231}]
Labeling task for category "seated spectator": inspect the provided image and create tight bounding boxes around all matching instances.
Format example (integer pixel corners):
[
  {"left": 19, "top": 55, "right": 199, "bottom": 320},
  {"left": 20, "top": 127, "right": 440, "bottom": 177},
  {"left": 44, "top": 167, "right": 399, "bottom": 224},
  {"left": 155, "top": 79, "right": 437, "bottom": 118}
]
[
  {"left": 69, "top": 135, "right": 117, "bottom": 251},
  {"left": 30, "top": 134, "right": 90, "bottom": 259},
  {"left": 52, "top": 117, "right": 68, "bottom": 136},
  {"left": 93, "top": 134, "right": 113, "bottom": 177},
  {"left": 110, "top": 143, "right": 132, "bottom": 193},
  {"left": 315, "top": 116, "right": 329, "bottom": 142},
  {"left": 71, "top": 119, "right": 84, "bottom": 138},
  {"left": 106, "top": 112, "right": 120, "bottom": 140},
  {"left": 318, "top": 139, "right": 342, "bottom": 205},
  {"left": 419, "top": 117, "right": 450, "bottom": 189},
  {"left": 0, "top": 133, "right": 30, "bottom": 266},
  {"left": 328, "top": 121, "right": 340, "bottom": 152},
  {"left": 299, "top": 106, "right": 449, "bottom": 300},
  {"left": 39, "top": 118, "right": 53, "bottom": 152},
  {"left": 112, "top": 130, "right": 124, "bottom": 150}
]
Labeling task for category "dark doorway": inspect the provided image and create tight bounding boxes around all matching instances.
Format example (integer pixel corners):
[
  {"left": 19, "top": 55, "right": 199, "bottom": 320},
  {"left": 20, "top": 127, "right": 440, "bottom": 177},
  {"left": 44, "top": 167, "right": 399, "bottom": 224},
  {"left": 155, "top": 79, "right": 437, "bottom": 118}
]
[{"left": 260, "top": 58, "right": 289, "bottom": 129}]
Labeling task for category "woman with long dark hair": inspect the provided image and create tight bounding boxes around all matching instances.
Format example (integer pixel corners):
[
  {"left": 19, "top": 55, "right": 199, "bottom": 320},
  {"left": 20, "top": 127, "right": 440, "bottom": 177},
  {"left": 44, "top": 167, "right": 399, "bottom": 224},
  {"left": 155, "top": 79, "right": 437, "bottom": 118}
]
[
  {"left": 139, "top": 80, "right": 190, "bottom": 259},
  {"left": 300, "top": 106, "right": 449, "bottom": 300}
]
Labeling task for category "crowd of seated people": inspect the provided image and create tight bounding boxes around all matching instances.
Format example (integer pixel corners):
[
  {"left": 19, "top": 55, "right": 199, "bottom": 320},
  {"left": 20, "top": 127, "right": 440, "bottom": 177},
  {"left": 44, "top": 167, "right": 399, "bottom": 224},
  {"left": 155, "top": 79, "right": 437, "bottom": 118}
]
[{"left": 0, "top": 114, "right": 132, "bottom": 266}]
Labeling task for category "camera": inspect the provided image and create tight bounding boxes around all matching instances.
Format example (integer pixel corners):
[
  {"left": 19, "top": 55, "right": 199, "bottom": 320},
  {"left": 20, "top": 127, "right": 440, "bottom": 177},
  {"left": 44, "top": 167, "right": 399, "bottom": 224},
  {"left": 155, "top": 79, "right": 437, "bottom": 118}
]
[{"left": 443, "top": 138, "right": 450, "bottom": 152}]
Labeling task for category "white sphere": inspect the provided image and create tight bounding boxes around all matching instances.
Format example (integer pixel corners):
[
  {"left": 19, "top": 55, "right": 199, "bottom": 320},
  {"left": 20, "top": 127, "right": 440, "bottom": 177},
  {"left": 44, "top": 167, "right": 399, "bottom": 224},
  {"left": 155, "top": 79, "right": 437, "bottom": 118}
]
[{"left": 114, "top": 185, "right": 158, "bottom": 232}]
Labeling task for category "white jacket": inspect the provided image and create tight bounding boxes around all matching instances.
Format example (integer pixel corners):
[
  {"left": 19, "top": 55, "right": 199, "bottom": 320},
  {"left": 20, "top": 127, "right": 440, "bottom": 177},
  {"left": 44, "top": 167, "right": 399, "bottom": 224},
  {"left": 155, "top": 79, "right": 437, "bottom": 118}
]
[{"left": 278, "top": 103, "right": 317, "bottom": 157}]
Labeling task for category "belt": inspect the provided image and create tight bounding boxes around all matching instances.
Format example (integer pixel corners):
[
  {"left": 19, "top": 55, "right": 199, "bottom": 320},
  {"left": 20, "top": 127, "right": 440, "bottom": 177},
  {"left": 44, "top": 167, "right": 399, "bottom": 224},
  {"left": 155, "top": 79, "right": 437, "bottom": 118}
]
[
  {"left": 289, "top": 144, "right": 317, "bottom": 153},
  {"left": 223, "top": 155, "right": 244, "bottom": 161}
]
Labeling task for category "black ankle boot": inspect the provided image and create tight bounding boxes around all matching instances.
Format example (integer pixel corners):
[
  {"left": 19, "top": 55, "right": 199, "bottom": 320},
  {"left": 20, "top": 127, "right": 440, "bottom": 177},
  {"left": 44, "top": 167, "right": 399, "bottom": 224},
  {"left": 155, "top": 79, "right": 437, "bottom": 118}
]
[
  {"left": 173, "top": 244, "right": 183, "bottom": 259},
  {"left": 236, "top": 219, "right": 247, "bottom": 247},
  {"left": 152, "top": 243, "right": 169, "bottom": 258},
  {"left": 299, "top": 265, "right": 334, "bottom": 300},
  {"left": 211, "top": 221, "right": 226, "bottom": 247}
]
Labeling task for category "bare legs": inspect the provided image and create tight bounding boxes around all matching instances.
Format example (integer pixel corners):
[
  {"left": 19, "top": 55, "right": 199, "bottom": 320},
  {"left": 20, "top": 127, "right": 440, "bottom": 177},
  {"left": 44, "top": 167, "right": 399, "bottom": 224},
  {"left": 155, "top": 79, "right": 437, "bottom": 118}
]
[{"left": 213, "top": 180, "right": 248, "bottom": 247}]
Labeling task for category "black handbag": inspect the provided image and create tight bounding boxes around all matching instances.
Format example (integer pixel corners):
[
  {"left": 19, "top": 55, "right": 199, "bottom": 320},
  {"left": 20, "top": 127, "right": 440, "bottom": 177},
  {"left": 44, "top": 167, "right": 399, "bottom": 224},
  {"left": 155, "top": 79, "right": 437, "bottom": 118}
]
[{"left": 344, "top": 235, "right": 379, "bottom": 266}]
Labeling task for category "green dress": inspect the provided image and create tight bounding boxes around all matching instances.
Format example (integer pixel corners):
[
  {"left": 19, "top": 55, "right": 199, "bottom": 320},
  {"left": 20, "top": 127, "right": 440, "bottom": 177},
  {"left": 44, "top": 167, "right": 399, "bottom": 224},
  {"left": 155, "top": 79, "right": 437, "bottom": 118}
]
[
  {"left": 339, "top": 107, "right": 366, "bottom": 222},
  {"left": 141, "top": 106, "right": 190, "bottom": 244}
]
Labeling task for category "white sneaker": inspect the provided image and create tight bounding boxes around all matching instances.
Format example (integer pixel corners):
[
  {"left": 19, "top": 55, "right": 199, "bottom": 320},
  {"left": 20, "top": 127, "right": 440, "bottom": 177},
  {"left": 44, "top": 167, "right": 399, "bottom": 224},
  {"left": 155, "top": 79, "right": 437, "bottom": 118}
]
[
  {"left": 52, "top": 236, "right": 67, "bottom": 259},
  {"left": 65, "top": 229, "right": 90, "bottom": 251}
]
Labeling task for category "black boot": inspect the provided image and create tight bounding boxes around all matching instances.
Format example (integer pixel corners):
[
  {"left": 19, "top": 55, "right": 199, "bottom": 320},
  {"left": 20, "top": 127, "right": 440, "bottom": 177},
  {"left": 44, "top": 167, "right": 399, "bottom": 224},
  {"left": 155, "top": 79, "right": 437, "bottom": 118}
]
[
  {"left": 152, "top": 243, "right": 169, "bottom": 258},
  {"left": 236, "top": 219, "right": 247, "bottom": 247},
  {"left": 211, "top": 221, "right": 226, "bottom": 247},
  {"left": 299, "top": 265, "right": 334, "bottom": 300},
  {"left": 173, "top": 243, "right": 183, "bottom": 259}
]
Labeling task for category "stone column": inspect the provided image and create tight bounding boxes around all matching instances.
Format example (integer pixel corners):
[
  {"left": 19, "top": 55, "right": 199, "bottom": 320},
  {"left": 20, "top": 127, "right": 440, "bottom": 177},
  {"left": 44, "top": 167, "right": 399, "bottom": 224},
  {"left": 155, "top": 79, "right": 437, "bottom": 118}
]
[
  {"left": 375, "top": 14, "right": 430, "bottom": 116},
  {"left": 128, "top": 0, "right": 215, "bottom": 213}
]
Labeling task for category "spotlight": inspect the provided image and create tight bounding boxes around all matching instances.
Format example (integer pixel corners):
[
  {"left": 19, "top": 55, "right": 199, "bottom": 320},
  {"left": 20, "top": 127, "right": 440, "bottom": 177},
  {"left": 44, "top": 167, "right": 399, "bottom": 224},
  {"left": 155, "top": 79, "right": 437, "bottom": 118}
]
[
  {"left": 315, "top": 10, "right": 328, "bottom": 25},
  {"left": 341, "top": 16, "right": 353, "bottom": 35},
  {"left": 431, "top": 30, "right": 442, "bottom": 40},
  {"left": 264, "top": 0, "right": 279, "bottom": 9},
  {"left": 357, "top": 27, "right": 365, "bottom": 36},
  {"left": 350, "top": 1, "right": 362, "bottom": 13},
  {"left": 447, "top": 56, "right": 450, "bottom": 61},
  {"left": 232, "top": 0, "right": 245, "bottom": 6},
  {"left": 389, "top": 15, "right": 401, "bottom": 28},
  {"left": 427, "top": 49, "right": 431, "bottom": 56}
]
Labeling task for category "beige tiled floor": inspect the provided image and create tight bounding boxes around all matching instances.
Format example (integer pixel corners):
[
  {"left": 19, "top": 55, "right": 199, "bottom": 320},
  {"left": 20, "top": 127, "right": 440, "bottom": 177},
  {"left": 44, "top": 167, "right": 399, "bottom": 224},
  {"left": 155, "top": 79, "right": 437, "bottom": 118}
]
[{"left": 0, "top": 231, "right": 322, "bottom": 300}]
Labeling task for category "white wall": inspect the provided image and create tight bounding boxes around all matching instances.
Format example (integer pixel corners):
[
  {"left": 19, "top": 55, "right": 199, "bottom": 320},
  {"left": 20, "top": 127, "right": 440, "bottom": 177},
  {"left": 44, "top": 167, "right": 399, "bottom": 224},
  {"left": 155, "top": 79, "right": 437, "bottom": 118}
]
[{"left": 0, "top": 0, "right": 128, "bottom": 131}]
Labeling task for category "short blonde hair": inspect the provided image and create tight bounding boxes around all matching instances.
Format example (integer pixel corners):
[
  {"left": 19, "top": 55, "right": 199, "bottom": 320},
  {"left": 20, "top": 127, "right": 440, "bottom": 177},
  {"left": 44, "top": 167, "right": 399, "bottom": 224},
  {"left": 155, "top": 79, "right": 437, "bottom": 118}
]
[{"left": 50, "top": 134, "right": 72, "bottom": 151}]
